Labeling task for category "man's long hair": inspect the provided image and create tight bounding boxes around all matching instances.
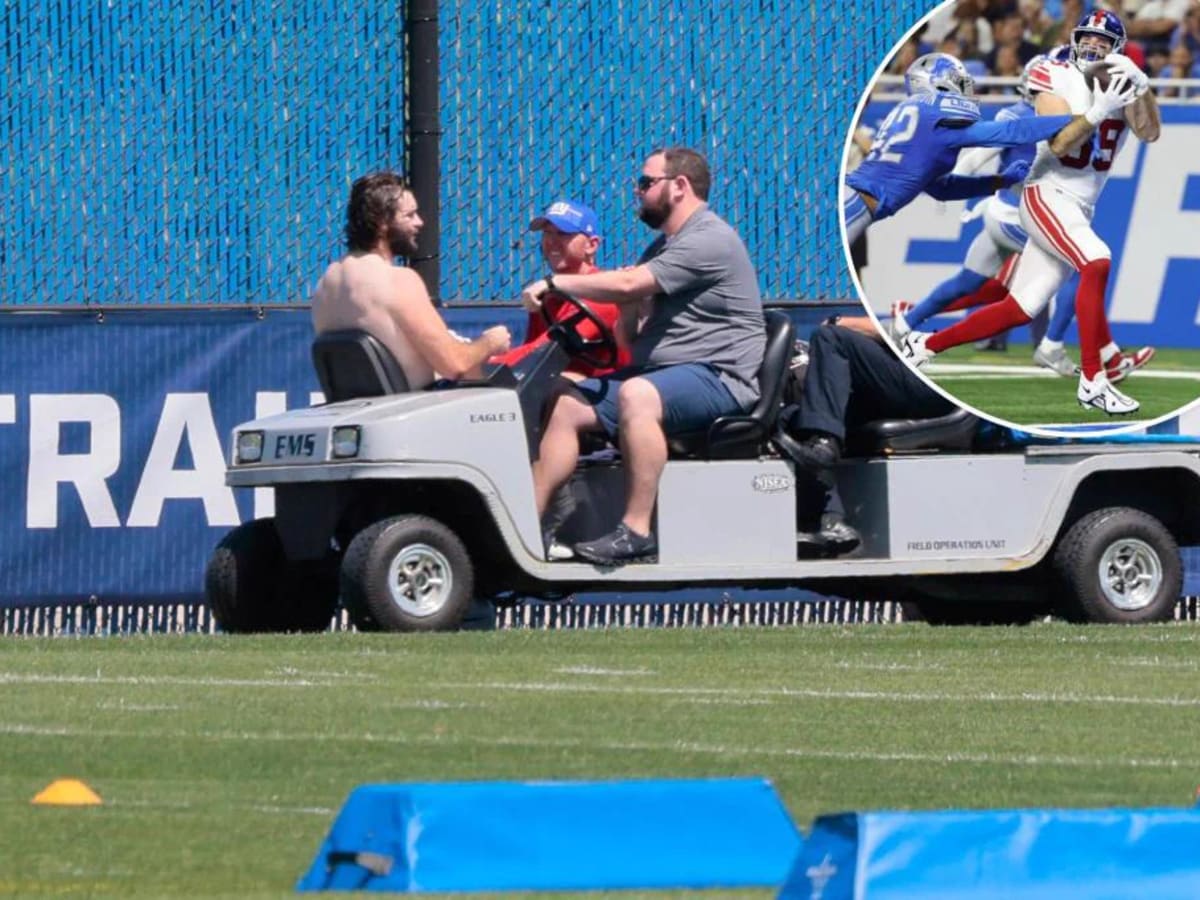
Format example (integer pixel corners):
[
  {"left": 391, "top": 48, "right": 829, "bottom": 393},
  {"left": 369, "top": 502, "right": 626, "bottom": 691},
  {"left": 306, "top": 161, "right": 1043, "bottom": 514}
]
[{"left": 344, "top": 172, "right": 410, "bottom": 252}]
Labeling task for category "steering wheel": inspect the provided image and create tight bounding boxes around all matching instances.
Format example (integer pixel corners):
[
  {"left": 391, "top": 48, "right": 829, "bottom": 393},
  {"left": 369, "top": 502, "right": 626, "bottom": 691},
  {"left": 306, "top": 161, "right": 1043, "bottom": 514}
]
[{"left": 539, "top": 288, "right": 620, "bottom": 370}]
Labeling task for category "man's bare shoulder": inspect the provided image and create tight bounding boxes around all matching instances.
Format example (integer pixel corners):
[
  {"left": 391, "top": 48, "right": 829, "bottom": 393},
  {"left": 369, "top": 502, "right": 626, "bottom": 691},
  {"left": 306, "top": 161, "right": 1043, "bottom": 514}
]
[{"left": 389, "top": 264, "right": 426, "bottom": 291}]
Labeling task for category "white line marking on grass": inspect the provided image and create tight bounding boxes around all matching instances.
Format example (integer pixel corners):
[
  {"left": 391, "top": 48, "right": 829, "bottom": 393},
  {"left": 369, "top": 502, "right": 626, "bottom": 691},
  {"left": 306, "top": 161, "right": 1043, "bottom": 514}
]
[
  {"left": 249, "top": 804, "right": 335, "bottom": 816},
  {"left": 931, "top": 363, "right": 1200, "bottom": 381},
  {"left": 1113, "top": 657, "right": 1200, "bottom": 670},
  {"left": 0, "top": 673, "right": 372, "bottom": 688},
  {"left": 105, "top": 798, "right": 334, "bottom": 816},
  {"left": 94, "top": 701, "right": 182, "bottom": 712},
  {"left": 389, "top": 700, "right": 475, "bottom": 710},
  {"left": 664, "top": 697, "right": 775, "bottom": 706},
  {"left": 268, "top": 667, "right": 378, "bottom": 680},
  {"left": 554, "top": 666, "right": 656, "bottom": 676},
  {"left": 1, "top": 722, "right": 1191, "bottom": 771},
  {"left": 831, "top": 661, "right": 944, "bottom": 672},
  {"left": 436, "top": 680, "right": 1200, "bottom": 708}
]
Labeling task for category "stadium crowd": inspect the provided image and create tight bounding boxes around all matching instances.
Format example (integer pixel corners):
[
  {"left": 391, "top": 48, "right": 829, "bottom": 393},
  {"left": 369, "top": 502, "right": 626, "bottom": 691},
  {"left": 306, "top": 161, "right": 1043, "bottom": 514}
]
[{"left": 888, "top": 0, "right": 1200, "bottom": 95}]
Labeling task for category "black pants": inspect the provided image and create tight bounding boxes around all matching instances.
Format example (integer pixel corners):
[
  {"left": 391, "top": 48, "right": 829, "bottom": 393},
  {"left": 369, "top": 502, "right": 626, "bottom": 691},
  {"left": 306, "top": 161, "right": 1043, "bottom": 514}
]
[
  {"left": 784, "top": 324, "right": 955, "bottom": 527},
  {"left": 786, "top": 324, "right": 953, "bottom": 441}
]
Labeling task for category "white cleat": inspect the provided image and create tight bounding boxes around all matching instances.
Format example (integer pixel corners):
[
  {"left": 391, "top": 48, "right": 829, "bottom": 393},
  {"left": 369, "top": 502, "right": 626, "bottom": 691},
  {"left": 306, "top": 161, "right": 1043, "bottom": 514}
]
[
  {"left": 1104, "top": 346, "right": 1155, "bottom": 384},
  {"left": 889, "top": 301, "right": 913, "bottom": 339},
  {"left": 901, "top": 330, "right": 935, "bottom": 368},
  {"left": 1077, "top": 372, "right": 1139, "bottom": 416},
  {"left": 1032, "top": 345, "right": 1079, "bottom": 377}
]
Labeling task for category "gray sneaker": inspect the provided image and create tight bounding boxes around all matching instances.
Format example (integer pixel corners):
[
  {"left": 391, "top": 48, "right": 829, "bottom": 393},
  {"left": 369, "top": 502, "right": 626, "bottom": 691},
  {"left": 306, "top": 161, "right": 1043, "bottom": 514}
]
[
  {"left": 1033, "top": 345, "right": 1079, "bottom": 377},
  {"left": 574, "top": 523, "right": 658, "bottom": 566}
]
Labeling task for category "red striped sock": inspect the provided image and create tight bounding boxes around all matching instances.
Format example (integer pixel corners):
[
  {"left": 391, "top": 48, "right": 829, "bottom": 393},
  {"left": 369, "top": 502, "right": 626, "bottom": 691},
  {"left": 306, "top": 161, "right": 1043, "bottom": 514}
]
[
  {"left": 1075, "top": 259, "right": 1112, "bottom": 379},
  {"left": 944, "top": 277, "right": 1009, "bottom": 312},
  {"left": 927, "top": 296, "right": 1032, "bottom": 353}
]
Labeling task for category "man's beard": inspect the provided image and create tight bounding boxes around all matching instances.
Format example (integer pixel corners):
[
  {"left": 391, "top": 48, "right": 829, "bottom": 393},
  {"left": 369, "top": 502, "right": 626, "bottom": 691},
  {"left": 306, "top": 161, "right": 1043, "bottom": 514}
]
[
  {"left": 387, "top": 226, "right": 419, "bottom": 258},
  {"left": 637, "top": 195, "right": 672, "bottom": 229}
]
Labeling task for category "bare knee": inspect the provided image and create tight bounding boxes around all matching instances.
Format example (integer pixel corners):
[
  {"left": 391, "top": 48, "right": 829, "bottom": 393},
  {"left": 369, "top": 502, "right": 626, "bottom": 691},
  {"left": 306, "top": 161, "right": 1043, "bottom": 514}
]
[
  {"left": 616, "top": 377, "right": 663, "bottom": 427},
  {"left": 547, "top": 390, "right": 596, "bottom": 432}
]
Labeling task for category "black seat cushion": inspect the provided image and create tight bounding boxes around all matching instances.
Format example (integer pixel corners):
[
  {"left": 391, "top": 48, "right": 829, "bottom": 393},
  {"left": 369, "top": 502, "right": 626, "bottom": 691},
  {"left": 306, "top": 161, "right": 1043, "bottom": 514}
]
[
  {"left": 311, "top": 330, "right": 410, "bottom": 402},
  {"left": 668, "top": 310, "right": 795, "bottom": 460},
  {"left": 846, "top": 407, "right": 980, "bottom": 455}
]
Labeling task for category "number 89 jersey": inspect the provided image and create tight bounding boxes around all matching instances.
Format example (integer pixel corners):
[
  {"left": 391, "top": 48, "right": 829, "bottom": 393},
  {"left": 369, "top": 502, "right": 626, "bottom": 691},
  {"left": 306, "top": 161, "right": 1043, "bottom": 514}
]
[
  {"left": 1026, "top": 59, "right": 1128, "bottom": 206},
  {"left": 847, "top": 93, "right": 982, "bottom": 221}
]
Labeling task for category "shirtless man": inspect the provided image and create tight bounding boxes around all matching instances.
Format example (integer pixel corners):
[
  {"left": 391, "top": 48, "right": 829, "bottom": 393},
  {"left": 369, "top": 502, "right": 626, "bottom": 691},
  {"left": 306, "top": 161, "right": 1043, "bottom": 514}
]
[{"left": 312, "top": 172, "right": 510, "bottom": 387}]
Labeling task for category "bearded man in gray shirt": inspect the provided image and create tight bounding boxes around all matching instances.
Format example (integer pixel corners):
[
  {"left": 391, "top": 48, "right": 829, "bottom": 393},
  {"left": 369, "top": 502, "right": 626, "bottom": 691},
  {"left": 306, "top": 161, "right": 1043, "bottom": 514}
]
[{"left": 519, "top": 147, "right": 766, "bottom": 566}]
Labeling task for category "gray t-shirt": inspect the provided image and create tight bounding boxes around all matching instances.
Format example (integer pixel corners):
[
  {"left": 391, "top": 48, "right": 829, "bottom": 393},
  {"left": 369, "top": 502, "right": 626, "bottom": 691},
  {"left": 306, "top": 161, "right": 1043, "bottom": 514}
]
[{"left": 635, "top": 205, "right": 765, "bottom": 408}]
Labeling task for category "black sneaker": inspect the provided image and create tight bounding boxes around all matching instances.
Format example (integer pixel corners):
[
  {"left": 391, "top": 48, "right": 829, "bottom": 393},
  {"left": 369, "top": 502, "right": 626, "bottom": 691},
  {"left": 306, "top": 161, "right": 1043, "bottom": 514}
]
[
  {"left": 573, "top": 523, "right": 658, "bottom": 566},
  {"left": 796, "top": 513, "right": 861, "bottom": 558},
  {"left": 773, "top": 427, "right": 841, "bottom": 471}
]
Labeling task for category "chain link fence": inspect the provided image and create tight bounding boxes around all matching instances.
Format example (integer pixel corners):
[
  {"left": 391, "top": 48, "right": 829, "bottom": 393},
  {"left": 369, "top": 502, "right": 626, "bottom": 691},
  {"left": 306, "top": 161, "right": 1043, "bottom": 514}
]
[{"left": 4, "top": 0, "right": 927, "bottom": 308}]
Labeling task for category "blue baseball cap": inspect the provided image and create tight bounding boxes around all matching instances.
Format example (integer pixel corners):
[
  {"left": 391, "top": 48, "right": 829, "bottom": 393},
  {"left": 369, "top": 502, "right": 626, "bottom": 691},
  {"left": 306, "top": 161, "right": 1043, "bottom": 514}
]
[{"left": 528, "top": 200, "right": 601, "bottom": 237}]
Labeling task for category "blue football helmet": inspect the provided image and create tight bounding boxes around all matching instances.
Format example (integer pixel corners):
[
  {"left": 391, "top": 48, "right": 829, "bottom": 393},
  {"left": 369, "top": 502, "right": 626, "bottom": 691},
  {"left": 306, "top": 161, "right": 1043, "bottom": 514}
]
[
  {"left": 904, "top": 53, "right": 975, "bottom": 97},
  {"left": 1072, "top": 9, "right": 1126, "bottom": 69}
]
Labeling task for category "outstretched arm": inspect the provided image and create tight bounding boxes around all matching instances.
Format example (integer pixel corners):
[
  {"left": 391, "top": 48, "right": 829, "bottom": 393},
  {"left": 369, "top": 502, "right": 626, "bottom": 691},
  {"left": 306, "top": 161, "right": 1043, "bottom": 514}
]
[
  {"left": 926, "top": 157, "right": 1028, "bottom": 201},
  {"left": 391, "top": 268, "right": 510, "bottom": 379},
  {"left": 955, "top": 113, "right": 1075, "bottom": 150},
  {"left": 1033, "top": 92, "right": 1097, "bottom": 156}
]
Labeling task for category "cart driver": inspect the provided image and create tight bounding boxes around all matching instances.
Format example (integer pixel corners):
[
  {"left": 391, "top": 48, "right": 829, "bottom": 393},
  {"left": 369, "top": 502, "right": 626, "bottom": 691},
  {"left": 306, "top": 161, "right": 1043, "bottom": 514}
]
[{"left": 519, "top": 147, "right": 766, "bottom": 566}]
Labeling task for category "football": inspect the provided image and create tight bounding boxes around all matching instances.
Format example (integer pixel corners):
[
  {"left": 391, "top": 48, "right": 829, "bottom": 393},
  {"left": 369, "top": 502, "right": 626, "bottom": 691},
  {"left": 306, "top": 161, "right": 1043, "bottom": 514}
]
[{"left": 1083, "top": 59, "right": 1113, "bottom": 91}]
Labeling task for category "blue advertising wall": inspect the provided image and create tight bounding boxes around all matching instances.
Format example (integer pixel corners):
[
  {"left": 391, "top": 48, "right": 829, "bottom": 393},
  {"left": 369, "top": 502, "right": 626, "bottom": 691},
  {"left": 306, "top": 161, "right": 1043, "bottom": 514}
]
[
  {"left": 857, "top": 101, "right": 1200, "bottom": 347},
  {"left": 1, "top": 307, "right": 1197, "bottom": 608}
]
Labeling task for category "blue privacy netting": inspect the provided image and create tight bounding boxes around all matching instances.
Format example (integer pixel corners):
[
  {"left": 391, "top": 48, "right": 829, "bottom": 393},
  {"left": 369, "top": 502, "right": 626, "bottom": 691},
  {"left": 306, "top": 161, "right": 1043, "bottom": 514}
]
[{"left": 2, "top": 1, "right": 927, "bottom": 307}]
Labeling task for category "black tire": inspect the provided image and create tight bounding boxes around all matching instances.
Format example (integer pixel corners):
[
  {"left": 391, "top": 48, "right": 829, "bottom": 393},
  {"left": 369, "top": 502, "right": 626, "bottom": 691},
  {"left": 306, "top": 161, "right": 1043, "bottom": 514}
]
[
  {"left": 340, "top": 514, "right": 474, "bottom": 633},
  {"left": 205, "top": 519, "right": 339, "bottom": 633},
  {"left": 1053, "top": 507, "right": 1181, "bottom": 624}
]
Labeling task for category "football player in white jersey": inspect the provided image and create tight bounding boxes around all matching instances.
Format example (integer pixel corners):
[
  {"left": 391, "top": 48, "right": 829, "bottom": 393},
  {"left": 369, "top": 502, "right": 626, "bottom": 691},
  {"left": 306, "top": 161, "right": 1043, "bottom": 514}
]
[{"left": 902, "top": 10, "right": 1161, "bottom": 416}]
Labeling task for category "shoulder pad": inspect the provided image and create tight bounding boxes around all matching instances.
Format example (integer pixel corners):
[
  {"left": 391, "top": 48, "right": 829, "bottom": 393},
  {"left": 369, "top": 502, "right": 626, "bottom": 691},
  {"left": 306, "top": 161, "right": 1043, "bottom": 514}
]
[
  {"left": 933, "top": 93, "right": 981, "bottom": 124},
  {"left": 1028, "top": 59, "right": 1071, "bottom": 95}
]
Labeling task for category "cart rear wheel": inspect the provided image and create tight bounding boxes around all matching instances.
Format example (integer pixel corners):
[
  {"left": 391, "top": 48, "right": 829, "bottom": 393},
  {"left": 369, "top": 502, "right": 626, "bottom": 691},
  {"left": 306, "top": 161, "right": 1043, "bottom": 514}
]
[{"left": 1053, "top": 507, "right": 1180, "bottom": 624}]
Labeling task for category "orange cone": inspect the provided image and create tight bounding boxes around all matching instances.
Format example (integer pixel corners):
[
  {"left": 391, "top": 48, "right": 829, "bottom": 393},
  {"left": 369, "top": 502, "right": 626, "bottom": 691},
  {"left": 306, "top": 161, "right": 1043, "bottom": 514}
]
[{"left": 31, "top": 779, "right": 102, "bottom": 806}]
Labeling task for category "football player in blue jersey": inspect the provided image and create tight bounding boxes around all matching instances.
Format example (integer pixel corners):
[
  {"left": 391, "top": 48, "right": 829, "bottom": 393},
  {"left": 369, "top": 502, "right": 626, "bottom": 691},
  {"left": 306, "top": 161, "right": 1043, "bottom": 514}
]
[
  {"left": 891, "top": 54, "right": 1071, "bottom": 361},
  {"left": 842, "top": 51, "right": 1139, "bottom": 246},
  {"left": 890, "top": 48, "right": 1089, "bottom": 374}
]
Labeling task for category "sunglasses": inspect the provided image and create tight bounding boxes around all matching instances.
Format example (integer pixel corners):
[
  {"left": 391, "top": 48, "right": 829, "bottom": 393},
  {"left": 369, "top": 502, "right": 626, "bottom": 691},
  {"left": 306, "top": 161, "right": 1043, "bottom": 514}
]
[{"left": 635, "top": 174, "right": 673, "bottom": 192}]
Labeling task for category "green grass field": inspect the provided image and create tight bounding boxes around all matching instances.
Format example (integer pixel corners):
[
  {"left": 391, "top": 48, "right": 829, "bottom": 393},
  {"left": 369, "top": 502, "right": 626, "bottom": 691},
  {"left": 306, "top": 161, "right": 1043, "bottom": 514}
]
[
  {"left": 4, "top": 625, "right": 1200, "bottom": 898},
  {"left": 926, "top": 343, "right": 1200, "bottom": 429}
]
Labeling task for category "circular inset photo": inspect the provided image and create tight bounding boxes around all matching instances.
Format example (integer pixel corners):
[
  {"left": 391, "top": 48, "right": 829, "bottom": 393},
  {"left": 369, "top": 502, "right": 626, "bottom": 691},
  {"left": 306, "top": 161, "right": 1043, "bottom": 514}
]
[{"left": 841, "top": 2, "right": 1198, "bottom": 437}]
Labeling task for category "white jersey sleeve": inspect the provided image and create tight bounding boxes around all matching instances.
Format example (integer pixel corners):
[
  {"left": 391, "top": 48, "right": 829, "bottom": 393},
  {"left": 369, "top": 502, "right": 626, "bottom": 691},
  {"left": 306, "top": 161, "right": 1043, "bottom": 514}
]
[{"left": 1025, "top": 59, "right": 1129, "bottom": 207}]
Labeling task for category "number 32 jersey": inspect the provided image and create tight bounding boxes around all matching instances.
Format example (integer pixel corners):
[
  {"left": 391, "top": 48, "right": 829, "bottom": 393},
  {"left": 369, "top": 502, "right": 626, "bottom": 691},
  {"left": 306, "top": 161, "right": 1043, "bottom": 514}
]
[
  {"left": 1026, "top": 60, "right": 1128, "bottom": 206},
  {"left": 847, "top": 93, "right": 1073, "bottom": 221}
]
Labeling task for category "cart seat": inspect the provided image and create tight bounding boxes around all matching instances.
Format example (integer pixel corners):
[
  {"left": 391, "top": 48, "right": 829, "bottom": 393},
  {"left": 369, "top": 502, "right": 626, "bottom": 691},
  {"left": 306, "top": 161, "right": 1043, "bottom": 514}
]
[
  {"left": 312, "top": 330, "right": 411, "bottom": 402},
  {"left": 667, "top": 310, "right": 795, "bottom": 460},
  {"left": 846, "top": 407, "right": 979, "bottom": 456}
]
